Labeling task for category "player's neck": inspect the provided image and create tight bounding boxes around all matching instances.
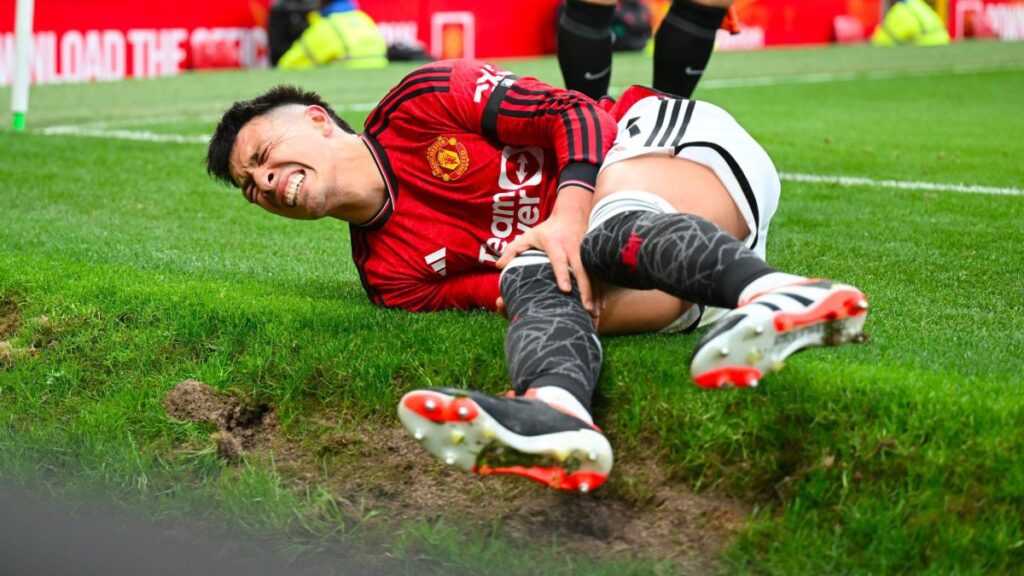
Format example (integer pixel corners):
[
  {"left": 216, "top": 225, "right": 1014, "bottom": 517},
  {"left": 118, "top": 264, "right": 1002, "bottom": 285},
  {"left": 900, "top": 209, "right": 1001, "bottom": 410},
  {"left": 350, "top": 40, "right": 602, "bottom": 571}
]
[{"left": 326, "top": 136, "right": 388, "bottom": 224}]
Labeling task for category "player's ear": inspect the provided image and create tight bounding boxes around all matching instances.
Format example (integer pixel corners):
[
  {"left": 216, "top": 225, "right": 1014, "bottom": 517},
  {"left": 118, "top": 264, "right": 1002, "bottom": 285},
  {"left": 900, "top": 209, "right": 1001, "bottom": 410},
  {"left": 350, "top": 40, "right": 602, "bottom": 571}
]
[{"left": 305, "top": 105, "right": 333, "bottom": 136}]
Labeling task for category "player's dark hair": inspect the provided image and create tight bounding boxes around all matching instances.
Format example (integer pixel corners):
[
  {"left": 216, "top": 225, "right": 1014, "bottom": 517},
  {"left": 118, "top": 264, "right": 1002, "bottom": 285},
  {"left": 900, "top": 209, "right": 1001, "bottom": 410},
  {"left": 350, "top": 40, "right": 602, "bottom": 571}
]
[{"left": 205, "top": 85, "right": 354, "bottom": 186}]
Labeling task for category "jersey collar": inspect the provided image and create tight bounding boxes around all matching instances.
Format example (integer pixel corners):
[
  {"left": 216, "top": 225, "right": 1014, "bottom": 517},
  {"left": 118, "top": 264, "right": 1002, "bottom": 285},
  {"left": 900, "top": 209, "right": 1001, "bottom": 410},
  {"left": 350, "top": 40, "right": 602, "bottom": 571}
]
[{"left": 353, "top": 133, "right": 397, "bottom": 230}]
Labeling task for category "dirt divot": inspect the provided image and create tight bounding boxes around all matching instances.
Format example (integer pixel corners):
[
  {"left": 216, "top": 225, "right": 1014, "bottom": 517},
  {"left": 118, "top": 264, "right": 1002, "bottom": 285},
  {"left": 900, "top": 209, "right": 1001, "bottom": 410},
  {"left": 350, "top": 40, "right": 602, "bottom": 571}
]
[
  {"left": 0, "top": 341, "right": 37, "bottom": 368},
  {"left": 163, "top": 382, "right": 748, "bottom": 571},
  {"left": 0, "top": 298, "right": 40, "bottom": 369},
  {"left": 164, "top": 380, "right": 277, "bottom": 460},
  {"left": 0, "top": 297, "right": 19, "bottom": 338},
  {"left": 29, "top": 315, "right": 57, "bottom": 350},
  {"left": 318, "top": 424, "right": 748, "bottom": 573}
]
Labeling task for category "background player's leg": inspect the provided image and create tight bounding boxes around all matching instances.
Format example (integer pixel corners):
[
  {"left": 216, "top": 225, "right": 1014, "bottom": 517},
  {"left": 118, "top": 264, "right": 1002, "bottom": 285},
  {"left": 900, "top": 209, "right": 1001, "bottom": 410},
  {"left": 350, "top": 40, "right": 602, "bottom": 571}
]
[
  {"left": 557, "top": 0, "right": 617, "bottom": 100},
  {"left": 653, "top": 0, "right": 732, "bottom": 98}
]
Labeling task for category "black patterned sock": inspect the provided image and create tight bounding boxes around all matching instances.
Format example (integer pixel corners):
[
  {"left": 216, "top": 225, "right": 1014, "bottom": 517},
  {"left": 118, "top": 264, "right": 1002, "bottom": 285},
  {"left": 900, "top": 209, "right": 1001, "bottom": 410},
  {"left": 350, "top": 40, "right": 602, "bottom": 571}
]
[
  {"left": 581, "top": 210, "right": 776, "bottom": 308},
  {"left": 500, "top": 251, "right": 602, "bottom": 410},
  {"left": 557, "top": 0, "right": 616, "bottom": 99},
  {"left": 652, "top": 0, "right": 728, "bottom": 98}
]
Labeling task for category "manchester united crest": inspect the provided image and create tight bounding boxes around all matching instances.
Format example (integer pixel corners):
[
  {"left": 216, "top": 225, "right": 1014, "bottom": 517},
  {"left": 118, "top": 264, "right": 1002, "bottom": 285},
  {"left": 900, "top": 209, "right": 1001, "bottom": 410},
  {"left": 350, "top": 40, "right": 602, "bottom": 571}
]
[{"left": 427, "top": 136, "right": 469, "bottom": 182}]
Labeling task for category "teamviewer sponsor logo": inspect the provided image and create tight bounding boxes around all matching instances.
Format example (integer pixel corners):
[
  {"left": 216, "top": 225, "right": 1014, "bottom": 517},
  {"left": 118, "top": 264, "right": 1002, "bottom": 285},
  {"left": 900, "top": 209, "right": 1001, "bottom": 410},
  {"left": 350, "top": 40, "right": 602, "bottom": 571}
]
[
  {"left": 424, "top": 247, "right": 447, "bottom": 276},
  {"left": 478, "top": 146, "right": 545, "bottom": 265},
  {"left": 499, "top": 146, "right": 543, "bottom": 189}
]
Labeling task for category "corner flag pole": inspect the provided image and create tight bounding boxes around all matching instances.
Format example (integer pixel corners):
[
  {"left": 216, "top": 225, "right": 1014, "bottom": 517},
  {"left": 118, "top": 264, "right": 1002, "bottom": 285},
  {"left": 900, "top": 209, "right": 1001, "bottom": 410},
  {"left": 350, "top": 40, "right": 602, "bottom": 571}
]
[{"left": 11, "top": 0, "right": 35, "bottom": 131}]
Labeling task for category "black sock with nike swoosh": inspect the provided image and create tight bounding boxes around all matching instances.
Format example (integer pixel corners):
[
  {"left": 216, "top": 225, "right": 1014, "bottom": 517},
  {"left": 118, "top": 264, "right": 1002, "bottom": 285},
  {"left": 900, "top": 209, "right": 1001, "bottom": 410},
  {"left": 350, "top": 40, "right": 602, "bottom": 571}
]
[
  {"left": 557, "top": 0, "right": 616, "bottom": 100},
  {"left": 653, "top": 0, "right": 728, "bottom": 98}
]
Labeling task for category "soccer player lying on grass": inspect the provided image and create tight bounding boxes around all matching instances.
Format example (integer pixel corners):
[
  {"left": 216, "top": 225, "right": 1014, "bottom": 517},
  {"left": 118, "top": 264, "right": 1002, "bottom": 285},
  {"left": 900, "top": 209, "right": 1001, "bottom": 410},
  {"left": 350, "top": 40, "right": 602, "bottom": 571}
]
[{"left": 205, "top": 59, "right": 869, "bottom": 493}]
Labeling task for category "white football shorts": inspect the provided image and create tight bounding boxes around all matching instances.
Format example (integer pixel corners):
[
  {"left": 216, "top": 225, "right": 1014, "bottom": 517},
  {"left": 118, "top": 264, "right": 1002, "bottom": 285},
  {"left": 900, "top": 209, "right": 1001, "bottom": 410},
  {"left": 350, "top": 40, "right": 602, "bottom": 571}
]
[{"left": 599, "top": 94, "right": 780, "bottom": 260}]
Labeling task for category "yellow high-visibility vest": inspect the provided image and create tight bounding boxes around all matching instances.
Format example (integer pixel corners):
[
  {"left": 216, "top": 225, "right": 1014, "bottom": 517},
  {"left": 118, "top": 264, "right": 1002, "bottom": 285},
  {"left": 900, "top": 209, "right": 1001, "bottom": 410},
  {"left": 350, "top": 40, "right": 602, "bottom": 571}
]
[
  {"left": 872, "top": 0, "right": 951, "bottom": 46},
  {"left": 278, "top": 10, "right": 389, "bottom": 69}
]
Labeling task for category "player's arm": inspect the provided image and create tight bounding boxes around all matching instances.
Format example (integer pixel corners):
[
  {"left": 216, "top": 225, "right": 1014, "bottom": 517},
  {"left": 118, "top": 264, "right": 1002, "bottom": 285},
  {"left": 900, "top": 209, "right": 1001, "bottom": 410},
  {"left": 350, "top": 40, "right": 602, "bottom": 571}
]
[
  {"left": 497, "top": 184, "right": 595, "bottom": 314},
  {"left": 468, "top": 64, "right": 616, "bottom": 197},
  {"left": 367, "top": 60, "right": 617, "bottom": 313},
  {"left": 368, "top": 59, "right": 616, "bottom": 187},
  {"left": 448, "top": 61, "right": 618, "bottom": 315}
]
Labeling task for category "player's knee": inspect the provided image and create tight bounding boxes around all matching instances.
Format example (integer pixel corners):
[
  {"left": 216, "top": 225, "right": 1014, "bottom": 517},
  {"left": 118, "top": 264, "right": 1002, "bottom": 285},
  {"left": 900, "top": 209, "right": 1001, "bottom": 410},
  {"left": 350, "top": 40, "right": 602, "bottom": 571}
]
[
  {"left": 500, "top": 249, "right": 552, "bottom": 292},
  {"left": 582, "top": 190, "right": 675, "bottom": 276},
  {"left": 500, "top": 250, "right": 562, "bottom": 310}
]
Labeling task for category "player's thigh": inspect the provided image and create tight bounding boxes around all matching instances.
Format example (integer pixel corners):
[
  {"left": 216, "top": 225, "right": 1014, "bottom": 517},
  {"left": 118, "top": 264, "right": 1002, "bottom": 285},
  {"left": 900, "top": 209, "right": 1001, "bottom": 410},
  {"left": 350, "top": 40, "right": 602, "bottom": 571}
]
[
  {"left": 594, "top": 154, "right": 750, "bottom": 241},
  {"left": 596, "top": 286, "right": 693, "bottom": 335},
  {"left": 657, "top": 158, "right": 749, "bottom": 240}
]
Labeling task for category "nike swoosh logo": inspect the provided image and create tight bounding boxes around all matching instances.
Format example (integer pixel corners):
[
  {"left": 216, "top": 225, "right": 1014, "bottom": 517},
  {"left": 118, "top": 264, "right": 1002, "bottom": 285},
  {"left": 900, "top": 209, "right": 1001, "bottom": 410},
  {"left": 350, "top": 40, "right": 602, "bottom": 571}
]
[
  {"left": 685, "top": 67, "right": 704, "bottom": 75},
  {"left": 583, "top": 66, "right": 611, "bottom": 81}
]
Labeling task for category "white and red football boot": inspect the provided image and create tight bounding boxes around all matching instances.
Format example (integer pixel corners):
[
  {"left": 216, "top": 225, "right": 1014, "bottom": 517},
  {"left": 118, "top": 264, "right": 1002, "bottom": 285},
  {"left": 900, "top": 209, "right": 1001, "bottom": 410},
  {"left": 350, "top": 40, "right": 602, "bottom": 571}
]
[
  {"left": 690, "top": 280, "right": 869, "bottom": 389},
  {"left": 397, "top": 388, "right": 612, "bottom": 493}
]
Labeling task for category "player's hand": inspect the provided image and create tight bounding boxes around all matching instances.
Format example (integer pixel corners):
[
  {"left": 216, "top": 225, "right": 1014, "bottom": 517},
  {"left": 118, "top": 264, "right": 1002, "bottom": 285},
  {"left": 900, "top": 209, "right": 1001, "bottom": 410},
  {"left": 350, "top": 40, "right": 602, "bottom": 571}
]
[{"left": 495, "top": 186, "right": 596, "bottom": 318}]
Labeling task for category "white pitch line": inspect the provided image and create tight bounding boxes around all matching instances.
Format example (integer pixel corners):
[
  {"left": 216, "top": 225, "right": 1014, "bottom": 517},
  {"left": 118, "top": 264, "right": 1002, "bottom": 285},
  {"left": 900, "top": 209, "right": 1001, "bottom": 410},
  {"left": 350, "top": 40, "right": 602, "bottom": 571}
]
[
  {"left": 106, "top": 102, "right": 378, "bottom": 130},
  {"left": 31, "top": 62, "right": 1020, "bottom": 129},
  {"left": 781, "top": 172, "right": 1023, "bottom": 197},
  {"left": 635, "top": 63, "right": 1024, "bottom": 91},
  {"left": 69, "top": 113, "right": 224, "bottom": 130},
  {"left": 36, "top": 111, "right": 1024, "bottom": 198},
  {"left": 39, "top": 102, "right": 379, "bottom": 132},
  {"left": 338, "top": 101, "right": 378, "bottom": 113},
  {"left": 41, "top": 65, "right": 1016, "bottom": 131},
  {"left": 41, "top": 125, "right": 209, "bottom": 144}
]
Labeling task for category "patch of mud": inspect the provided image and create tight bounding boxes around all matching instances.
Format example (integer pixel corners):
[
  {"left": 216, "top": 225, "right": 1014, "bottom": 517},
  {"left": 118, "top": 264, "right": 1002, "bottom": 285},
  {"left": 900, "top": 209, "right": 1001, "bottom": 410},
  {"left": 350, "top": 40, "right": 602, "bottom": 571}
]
[
  {"left": 321, "top": 425, "right": 748, "bottom": 573},
  {"left": 29, "top": 315, "right": 58, "bottom": 350},
  {"left": 0, "top": 298, "right": 40, "bottom": 369},
  {"left": 163, "top": 381, "right": 748, "bottom": 572},
  {"left": 0, "top": 297, "right": 19, "bottom": 338},
  {"left": 0, "top": 341, "right": 37, "bottom": 369},
  {"left": 163, "top": 380, "right": 277, "bottom": 461}
]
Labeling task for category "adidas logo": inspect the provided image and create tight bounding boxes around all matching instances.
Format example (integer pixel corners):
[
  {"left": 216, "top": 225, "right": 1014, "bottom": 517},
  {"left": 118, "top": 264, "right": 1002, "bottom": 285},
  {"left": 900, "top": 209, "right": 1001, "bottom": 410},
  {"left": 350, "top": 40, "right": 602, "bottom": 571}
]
[{"left": 424, "top": 247, "right": 447, "bottom": 276}]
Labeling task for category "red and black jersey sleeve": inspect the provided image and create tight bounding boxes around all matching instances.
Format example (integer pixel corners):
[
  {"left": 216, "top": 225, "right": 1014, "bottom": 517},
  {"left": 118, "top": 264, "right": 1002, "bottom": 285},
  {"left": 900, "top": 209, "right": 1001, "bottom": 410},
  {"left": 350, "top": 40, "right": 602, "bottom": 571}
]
[
  {"left": 478, "top": 72, "right": 618, "bottom": 193},
  {"left": 364, "top": 59, "right": 618, "bottom": 192}
]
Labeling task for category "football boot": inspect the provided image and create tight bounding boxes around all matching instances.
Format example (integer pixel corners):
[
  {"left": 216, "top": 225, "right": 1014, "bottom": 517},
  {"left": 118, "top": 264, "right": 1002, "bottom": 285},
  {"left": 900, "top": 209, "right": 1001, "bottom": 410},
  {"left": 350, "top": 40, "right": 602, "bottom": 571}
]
[
  {"left": 397, "top": 388, "right": 612, "bottom": 492},
  {"left": 690, "top": 280, "right": 869, "bottom": 389}
]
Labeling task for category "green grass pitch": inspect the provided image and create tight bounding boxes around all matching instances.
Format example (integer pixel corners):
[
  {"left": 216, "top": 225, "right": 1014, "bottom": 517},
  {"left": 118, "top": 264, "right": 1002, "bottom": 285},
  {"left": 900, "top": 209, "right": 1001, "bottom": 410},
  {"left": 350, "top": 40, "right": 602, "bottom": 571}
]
[{"left": 1, "top": 41, "right": 1023, "bottom": 574}]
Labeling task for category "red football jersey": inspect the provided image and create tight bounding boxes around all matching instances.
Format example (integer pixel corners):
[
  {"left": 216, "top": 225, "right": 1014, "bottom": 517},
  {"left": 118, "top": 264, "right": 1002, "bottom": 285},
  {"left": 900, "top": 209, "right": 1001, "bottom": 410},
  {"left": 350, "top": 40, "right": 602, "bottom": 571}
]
[{"left": 351, "top": 60, "right": 618, "bottom": 312}]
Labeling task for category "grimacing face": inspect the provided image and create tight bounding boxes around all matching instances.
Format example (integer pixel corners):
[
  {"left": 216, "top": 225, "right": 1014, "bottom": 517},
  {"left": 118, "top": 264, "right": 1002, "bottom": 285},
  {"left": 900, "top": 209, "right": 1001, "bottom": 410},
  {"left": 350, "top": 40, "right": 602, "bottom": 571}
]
[{"left": 228, "top": 105, "right": 338, "bottom": 220}]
